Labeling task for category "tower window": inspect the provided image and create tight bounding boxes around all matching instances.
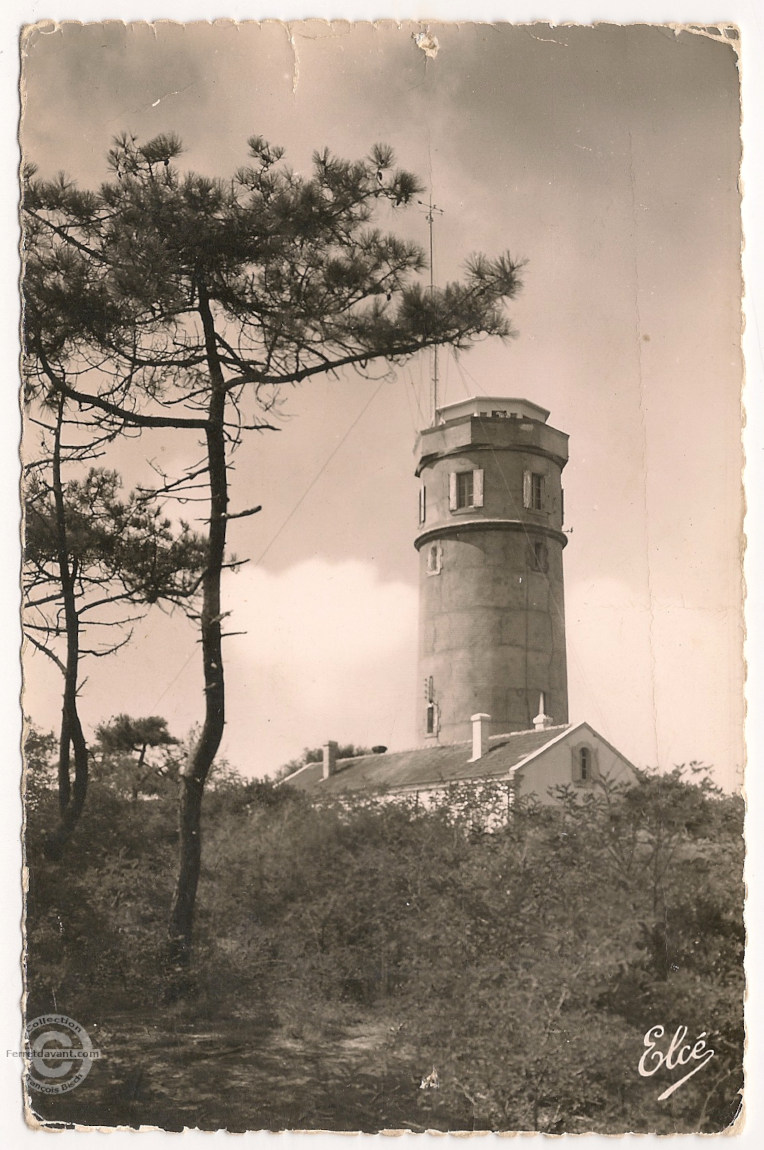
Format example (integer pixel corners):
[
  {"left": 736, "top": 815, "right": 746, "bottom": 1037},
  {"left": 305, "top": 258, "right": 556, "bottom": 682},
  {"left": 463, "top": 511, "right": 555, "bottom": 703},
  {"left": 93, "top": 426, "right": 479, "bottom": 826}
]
[
  {"left": 523, "top": 470, "right": 546, "bottom": 512},
  {"left": 418, "top": 484, "right": 427, "bottom": 525},
  {"left": 425, "top": 677, "right": 438, "bottom": 736},
  {"left": 426, "top": 543, "right": 442, "bottom": 575},
  {"left": 530, "top": 541, "right": 548, "bottom": 573},
  {"left": 449, "top": 468, "right": 484, "bottom": 511},
  {"left": 457, "top": 470, "right": 474, "bottom": 507}
]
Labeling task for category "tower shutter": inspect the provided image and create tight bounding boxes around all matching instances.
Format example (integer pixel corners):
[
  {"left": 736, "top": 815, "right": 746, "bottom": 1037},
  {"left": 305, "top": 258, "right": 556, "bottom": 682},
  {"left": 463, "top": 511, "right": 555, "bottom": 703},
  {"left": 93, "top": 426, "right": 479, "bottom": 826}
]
[
  {"left": 523, "top": 470, "right": 532, "bottom": 509},
  {"left": 449, "top": 472, "right": 458, "bottom": 510},
  {"left": 473, "top": 468, "right": 484, "bottom": 508}
]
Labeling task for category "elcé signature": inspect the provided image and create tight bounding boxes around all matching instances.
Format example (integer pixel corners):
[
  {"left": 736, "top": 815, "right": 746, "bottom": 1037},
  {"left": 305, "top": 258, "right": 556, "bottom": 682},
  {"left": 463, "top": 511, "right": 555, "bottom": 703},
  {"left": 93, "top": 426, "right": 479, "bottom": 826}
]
[{"left": 639, "top": 1024, "right": 715, "bottom": 1101}]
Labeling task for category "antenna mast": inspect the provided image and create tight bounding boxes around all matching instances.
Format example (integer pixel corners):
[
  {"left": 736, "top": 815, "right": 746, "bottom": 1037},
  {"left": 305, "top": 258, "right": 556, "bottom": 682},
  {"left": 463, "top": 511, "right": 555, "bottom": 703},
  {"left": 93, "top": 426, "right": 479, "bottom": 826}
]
[{"left": 419, "top": 196, "right": 444, "bottom": 426}]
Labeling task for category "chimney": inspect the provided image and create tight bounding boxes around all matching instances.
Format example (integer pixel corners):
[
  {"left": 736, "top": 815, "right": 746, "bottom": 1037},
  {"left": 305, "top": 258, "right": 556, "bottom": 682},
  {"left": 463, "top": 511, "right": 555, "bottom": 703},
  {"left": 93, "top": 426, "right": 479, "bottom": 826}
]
[
  {"left": 469, "top": 713, "right": 491, "bottom": 761},
  {"left": 322, "top": 740, "right": 338, "bottom": 779},
  {"left": 533, "top": 692, "right": 554, "bottom": 731}
]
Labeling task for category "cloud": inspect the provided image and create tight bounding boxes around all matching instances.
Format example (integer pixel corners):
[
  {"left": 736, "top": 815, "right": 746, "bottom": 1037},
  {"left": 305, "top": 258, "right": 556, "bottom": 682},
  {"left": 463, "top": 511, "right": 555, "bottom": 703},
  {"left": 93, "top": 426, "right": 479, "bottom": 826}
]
[
  {"left": 227, "top": 558, "right": 417, "bottom": 668},
  {"left": 565, "top": 576, "right": 744, "bottom": 785},
  {"left": 222, "top": 559, "right": 419, "bottom": 773}
]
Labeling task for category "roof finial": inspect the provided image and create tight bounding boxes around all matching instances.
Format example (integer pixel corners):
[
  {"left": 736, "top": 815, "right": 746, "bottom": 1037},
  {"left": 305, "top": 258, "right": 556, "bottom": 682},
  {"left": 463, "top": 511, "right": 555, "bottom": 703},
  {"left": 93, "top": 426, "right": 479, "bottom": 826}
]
[{"left": 533, "top": 692, "right": 554, "bottom": 731}]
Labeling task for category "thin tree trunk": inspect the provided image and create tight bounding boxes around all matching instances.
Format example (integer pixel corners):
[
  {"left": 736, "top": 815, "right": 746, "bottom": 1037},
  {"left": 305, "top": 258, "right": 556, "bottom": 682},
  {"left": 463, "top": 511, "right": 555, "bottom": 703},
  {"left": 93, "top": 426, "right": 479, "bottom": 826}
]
[
  {"left": 167, "top": 281, "right": 228, "bottom": 972},
  {"left": 45, "top": 393, "right": 89, "bottom": 860},
  {"left": 131, "top": 744, "right": 147, "bottom": 801},
  {"left": 57, "top": 709, "right": 71, "bottom": 814}
]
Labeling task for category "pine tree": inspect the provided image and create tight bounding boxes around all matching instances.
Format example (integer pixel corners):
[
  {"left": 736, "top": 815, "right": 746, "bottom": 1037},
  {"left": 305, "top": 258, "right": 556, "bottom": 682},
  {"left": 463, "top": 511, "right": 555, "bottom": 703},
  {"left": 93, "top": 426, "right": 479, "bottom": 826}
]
[
  {"left": 23, "top": 408, "right": 205, "bottom": 856},
  {"left": 22, "top": 132, "right": 524, "bottom": 965}
]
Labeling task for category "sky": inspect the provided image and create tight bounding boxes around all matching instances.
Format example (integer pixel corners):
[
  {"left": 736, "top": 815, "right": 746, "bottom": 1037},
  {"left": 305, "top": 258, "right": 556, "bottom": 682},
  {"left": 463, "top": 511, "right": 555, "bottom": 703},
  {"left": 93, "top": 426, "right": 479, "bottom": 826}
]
[{"left": 18, "top": 20, "right": 746, "bottom": 788}]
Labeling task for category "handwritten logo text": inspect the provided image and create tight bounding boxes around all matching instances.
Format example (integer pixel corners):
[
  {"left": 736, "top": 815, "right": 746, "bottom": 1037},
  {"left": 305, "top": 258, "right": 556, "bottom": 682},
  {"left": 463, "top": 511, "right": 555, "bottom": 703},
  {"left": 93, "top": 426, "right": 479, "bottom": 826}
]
[{"left": 638, "top": 1024, "right": 714, "bottom": 1101}]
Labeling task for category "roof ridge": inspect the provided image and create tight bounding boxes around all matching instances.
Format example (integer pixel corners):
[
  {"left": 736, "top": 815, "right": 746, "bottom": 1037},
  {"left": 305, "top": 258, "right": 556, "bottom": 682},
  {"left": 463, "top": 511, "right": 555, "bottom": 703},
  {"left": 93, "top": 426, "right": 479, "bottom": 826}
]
[
  {"left": 309, "top": 724, "right": 571, "bottom": 768},
  {"left": 489, "top": 723, "right": 569, "bottom": 741}
]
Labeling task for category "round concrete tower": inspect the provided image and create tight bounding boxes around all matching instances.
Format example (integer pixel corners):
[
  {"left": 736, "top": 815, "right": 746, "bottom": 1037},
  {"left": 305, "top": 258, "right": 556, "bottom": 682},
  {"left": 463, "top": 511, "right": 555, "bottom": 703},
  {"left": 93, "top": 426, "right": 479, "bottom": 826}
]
[{"left": 414, "top": 396, "right": 569, "bottom": 744}]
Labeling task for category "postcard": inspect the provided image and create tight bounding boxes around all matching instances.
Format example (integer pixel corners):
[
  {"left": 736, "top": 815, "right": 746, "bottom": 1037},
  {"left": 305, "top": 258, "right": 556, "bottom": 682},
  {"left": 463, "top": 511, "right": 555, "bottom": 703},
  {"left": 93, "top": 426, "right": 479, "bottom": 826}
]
[{"left": 14, "top": 15, "right": 749, "bottom": 1139}]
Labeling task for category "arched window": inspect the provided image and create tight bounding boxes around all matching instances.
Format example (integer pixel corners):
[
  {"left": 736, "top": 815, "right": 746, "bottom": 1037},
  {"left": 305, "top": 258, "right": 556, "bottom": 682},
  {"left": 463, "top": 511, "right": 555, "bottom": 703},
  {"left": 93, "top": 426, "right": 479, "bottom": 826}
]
[
  {"left": 426, "top": 543, "right": 442, "bottom": 576},
  {"left": 571, "top": 743, "right": 597, "bottom": 784},
  {"left": 425, "top": 678, "right": 438, "bottom": 736}
]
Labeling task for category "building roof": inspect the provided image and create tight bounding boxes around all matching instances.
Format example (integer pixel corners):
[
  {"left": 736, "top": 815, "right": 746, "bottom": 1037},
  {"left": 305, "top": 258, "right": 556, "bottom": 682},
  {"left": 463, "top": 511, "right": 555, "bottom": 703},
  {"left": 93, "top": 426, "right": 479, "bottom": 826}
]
[{"left": 281, "top": 724, "right": 572, "bottom": 796}]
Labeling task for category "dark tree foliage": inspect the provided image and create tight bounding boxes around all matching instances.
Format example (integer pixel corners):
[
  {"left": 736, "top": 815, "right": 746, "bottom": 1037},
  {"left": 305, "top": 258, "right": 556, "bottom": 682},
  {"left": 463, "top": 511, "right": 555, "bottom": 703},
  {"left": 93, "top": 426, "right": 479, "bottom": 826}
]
[
  {"left": 25, "top": 469, "right": 205, "bottom": 627},
  {"left": 22, "top": 721, "right": 58, "bottom": 813},
  {"left": 22, "top": 131, "right": 523, "bottom": 964},
  {"left": 93, "top": 714, "right": 181, "bottom": 801}
]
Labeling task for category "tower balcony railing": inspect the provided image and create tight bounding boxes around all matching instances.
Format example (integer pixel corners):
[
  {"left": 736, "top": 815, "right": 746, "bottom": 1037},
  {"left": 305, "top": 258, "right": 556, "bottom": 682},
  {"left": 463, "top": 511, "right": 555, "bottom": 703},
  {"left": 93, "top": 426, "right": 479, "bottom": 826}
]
[{"left": 415, "top": 413, "right": 568, "bottom": 474}]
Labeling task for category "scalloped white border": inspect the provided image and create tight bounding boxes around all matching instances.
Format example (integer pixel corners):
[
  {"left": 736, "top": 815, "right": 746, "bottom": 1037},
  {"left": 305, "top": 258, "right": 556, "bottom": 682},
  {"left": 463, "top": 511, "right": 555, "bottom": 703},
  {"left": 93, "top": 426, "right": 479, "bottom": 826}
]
[{"left": 2, "top": 5, "right": 760, "bottom": 1147}]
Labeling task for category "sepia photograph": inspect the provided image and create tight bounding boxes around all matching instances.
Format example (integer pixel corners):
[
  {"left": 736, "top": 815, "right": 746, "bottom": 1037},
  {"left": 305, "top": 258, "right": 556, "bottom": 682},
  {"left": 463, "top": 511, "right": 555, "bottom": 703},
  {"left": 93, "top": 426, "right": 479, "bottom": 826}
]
[{"left": 15, "top": 14, "right": 748, "bottom": 1137}]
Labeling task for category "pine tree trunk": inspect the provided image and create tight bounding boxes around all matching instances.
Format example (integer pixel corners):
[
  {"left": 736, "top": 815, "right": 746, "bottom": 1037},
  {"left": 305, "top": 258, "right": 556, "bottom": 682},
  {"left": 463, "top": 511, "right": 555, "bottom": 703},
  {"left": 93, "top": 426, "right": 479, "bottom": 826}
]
[
  {"left": 45, "top": 694, "right": 88, "bottom": 859},
  {"left": 44, "top": 395, "right": 89, "bottom": 860},
  {"left": 167, "top": 282, "right": 228, "bottom": 974}
]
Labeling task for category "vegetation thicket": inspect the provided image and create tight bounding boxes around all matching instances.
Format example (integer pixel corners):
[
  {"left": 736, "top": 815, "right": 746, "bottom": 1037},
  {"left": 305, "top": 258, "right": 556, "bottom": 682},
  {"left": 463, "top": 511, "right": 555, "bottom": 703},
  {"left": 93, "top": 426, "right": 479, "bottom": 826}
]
[{"left": 24, "top": 729, "right": 744, "bottom": 1135}]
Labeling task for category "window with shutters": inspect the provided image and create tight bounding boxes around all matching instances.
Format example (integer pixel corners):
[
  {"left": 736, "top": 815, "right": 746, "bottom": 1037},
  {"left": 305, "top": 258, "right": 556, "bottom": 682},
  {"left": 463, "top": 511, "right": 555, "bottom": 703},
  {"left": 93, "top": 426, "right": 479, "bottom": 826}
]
[
  {"left": 523, "top": 470, "right": 546, "bottom": 512},
  {"left": 449, "top": 468, "right": 484, "bottom": 511},
  {"left": 571, "top": 744, "right": 597, "bottom": 785}
]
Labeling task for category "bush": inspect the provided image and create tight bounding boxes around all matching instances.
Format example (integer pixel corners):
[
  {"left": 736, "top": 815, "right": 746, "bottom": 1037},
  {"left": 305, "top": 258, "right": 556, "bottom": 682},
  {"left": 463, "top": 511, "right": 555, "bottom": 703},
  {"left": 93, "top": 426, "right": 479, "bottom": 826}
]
[{"left": 24, "top": 768, "right": 744, "bottom": 1132}]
